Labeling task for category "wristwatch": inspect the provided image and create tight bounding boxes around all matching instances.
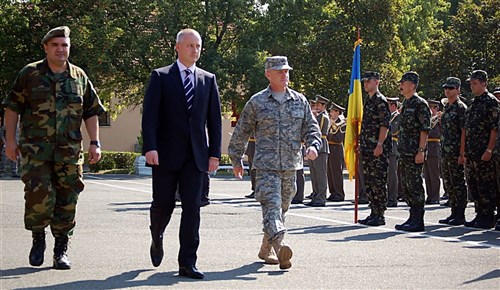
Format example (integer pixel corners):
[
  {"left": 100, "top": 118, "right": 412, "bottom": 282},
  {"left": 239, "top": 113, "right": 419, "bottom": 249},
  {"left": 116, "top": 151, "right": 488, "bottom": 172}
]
[
  {"left": 90, "top": 140, "right": 101, "bottom": 148},
  {"left": 486, "top": 148, "right": 493, "bottom": 154},
  {"left": 418, "top": 148, "right": 425, "bottom": 152}
]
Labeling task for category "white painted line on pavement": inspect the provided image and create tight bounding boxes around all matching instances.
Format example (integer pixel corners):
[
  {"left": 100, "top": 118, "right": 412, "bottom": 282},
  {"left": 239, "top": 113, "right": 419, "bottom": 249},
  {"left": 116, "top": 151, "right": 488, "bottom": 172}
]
[{"left": 86, "top": 179, "right": 151, "bottom": 193}]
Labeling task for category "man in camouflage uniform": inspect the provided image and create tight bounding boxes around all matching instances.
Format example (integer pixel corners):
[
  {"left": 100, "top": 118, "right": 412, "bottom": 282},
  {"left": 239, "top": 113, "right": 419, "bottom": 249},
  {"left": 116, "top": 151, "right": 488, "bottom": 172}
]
[
  {"left": 357, "top": 71, "right": 391, "bottom": 226},
  {"left": 423, "top": 100, "right": 442, "bottom": 204},
  {"left": 306, "top": 95, "right": 330, "bottom": 207},
  {"left": 463, "top": 70, "right": 499, "bottom": 229},
  {"left": 2, "top": 26, "right": 105, "bottom": 269},
  {"left": 387, "top": 97, "right": 401, "bottom": 207},
  {"left": 326, "top": 102, "right": 346, "bottom": 202},
  {"left": 438, "top": 77, "right": 468, "bottom": 226},
  {"left": 395, "top": 71, "right": 431, "bottom": 232},
  {"left": 228, "top": 56, "right": 321, "bottom": 270},
  {"left": 492, "top": 87, "right": 500, "bottom": 231}
]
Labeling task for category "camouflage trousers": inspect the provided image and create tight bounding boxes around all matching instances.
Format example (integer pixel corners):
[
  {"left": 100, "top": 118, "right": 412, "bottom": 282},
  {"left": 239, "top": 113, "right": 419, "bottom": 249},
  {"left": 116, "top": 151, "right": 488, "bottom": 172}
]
[
  {"left": 21, "top": 157, "right": 84, "bottom": 237},
  {"left": 361, "top": 153, "right": 388, "bottom": 216},
  {"left": 255, "top": 170, "right": 296, "bottom": 240},
  {"left": 399, "top": 156, "right": 425, "bottom": 208},
  {"left": 441, "top": 157, "right": 467, "bottom": 210},
  {"left": 466, "top": 158, "right": 497, "bottom": 215},
  {"left": 495, "top": 155, "right": 500, "bottom": 208}
]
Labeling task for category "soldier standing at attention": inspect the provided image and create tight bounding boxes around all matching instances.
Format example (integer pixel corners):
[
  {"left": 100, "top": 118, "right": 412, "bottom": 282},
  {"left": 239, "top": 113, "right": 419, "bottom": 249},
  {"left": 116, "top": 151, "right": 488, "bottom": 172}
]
[
  {"left": 423, "top": 100, "right": 442, "bottom": 204},
  {"left": 228, "top": 56, "right": 321, "bottom": 270},
  {"left": 326, "top": 102, "right": 346, "bottom": 202},
  {"left": 438, "top": 77, "right": 468, "bottom": 226},
  {"left": 357, "top": 71, "right": 391, "bottom": 226},
  {"left": 386, "top": 97, "right": 401, "bottom": 207},
  {"left": 492, "top": 87, "right": 500, "bottom": 231},
  {"left": 463, "top": 70, "right": 499, "bottom": 229},
  {"left": 306, "top": 95, "right": 330, "bottom": 207},
  {"left": 395, "top": 71, "right": 431, "bottom": 232},
  {"left": 2, "top": 26, "right": 105, "bottom": 269}
]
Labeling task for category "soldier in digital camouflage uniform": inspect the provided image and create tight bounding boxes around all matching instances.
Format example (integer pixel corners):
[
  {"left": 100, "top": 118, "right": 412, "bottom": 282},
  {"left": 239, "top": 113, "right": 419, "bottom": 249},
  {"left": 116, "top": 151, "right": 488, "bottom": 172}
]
[
  {"left": 306, "top": 95, "right": 330, "bottom": 207},
  {"left": 423, "top": 100, "right": 442, "bottom": 204},
  {"left": 395, "top": 71, "right": 431, "bottom": 232},
  {"left": 387, "top": 97, "right": 401, "bottom": 207},
  {"left": 493, "top": 87, "right": 500, "bottom": 231},
  {"left": 357, "top": 71, "right": 391, "bottom": 226},
  {"left": 228, "top": 56, "right": 321, "bottom": 270},
  {"left": 463, "top": 70, "right": 499, "bottom": 229},
  {"left": 438, "top": 77, "right": 468, "bottom": 226},
  {"left": 2, "top": 26, "right": 105, "bottom": 269}
]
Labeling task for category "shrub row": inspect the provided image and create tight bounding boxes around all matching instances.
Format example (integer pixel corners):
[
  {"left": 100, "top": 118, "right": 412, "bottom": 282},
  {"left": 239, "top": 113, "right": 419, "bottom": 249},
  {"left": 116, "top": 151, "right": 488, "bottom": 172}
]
[{"left": 84, "top": 151, "right": 140, "bottom": 174}]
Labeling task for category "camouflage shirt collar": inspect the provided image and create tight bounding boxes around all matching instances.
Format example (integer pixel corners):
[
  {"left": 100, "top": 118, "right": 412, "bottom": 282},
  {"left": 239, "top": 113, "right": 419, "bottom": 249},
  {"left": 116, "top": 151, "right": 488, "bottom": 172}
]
[
  {"left": 40, "top": 58, "right": 78, "bottom": 79},
  {"left": 265, "top": 86, "right": 298, "bottom": 101}
]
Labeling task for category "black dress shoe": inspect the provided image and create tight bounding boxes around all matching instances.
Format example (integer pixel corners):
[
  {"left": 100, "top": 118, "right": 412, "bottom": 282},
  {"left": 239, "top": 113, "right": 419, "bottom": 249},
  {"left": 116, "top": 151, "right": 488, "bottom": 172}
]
[
  {"left": 245, "top": 192, "right": 255, "bottom": 198},
  {"left": 358, "top": 198, "right": 369, "bottom": 204},
  {"left": 291, "top": 200, "right": 303, "bottom": 204},
  {"left": 425, "top": 200, "right": 439, "bottom": 205},
  {"left": 441, "top": 201, "right": 450, "bottom": 207},
  {"left": 200, "top": 199, "right": 210, "bottom": 207},
  {"left": 179, "top": 265, "right": 204, "bottom": 279},
  {"left": 327, "top": 195, "right": 345, "bottom": 202},
  {"left": 305, "top": 201, "right": 326, "bottom": 207},
  {"left": 305, "top": 193, "right": 315, "bottom": 199},
  {"left": 387, "top": 201, "right": 398, "bottom": 208},
  {"left": 150, "top": 240, "right": 163, "bottom": 267}
]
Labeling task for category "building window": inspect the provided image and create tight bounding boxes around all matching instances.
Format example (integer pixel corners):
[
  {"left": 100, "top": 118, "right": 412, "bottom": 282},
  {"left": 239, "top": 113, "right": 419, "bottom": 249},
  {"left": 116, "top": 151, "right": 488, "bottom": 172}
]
[{"left": 98, "top": 111, "right": 111, "bottom": 127}]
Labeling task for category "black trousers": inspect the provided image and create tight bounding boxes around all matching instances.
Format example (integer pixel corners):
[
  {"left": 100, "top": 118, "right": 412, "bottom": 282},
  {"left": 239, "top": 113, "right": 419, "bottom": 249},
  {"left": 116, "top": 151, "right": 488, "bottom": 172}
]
[{"left": 150, "top": 149, "right": 204, "bottom": 267}]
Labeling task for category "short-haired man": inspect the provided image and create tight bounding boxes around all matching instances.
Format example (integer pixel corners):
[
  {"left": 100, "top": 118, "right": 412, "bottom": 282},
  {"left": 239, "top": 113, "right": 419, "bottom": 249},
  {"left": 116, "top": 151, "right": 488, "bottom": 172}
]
[
  {"left": 463, "top": 70, "right": 499, "bottom": 229},
  {"left": 438, "top": 77, "right": 468, "bottom": 225},
  {"left": 386, "top": 97, "right": 402, "bottom": 207},
  {"left": 357, "top": 71, "right": 391, "bottom": 226},
  {"left": 395, "top": 71, "right": 431, "bottom": 232},
  {"left": 423, "top": 100, "right": 442, "bottom": 204},
  {"left": 228, "top": 56, "right": 321, "bottom": 270}
]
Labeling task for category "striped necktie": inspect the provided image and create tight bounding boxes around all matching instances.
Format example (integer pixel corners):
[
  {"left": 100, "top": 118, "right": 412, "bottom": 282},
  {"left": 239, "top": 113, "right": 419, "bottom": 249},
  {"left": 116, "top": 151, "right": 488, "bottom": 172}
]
[{"left": 184, "top": 69, "right": 194, "bottom": 110}]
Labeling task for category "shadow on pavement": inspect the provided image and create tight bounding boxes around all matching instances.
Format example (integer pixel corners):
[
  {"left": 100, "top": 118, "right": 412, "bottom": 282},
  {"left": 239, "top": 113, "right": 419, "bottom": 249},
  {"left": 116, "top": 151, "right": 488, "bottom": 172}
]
[
  {"left": 463, "top": 269, "right": 500, "bottom": 285},
  {"left": 0, "top": 267, "right": 51, "bottom": 279},
  {"left": 288, "top": 224, "right": 363, "bottom": 236},
  {"left": 328, "top": 231, "right": 402, "bottom": 242}
]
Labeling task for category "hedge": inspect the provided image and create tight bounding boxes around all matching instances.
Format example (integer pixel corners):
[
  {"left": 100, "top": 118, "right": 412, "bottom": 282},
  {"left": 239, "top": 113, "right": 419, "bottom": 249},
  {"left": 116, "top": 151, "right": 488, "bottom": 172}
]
[{"left": 84, "top": 151, "right": 140, "bottom": 174}]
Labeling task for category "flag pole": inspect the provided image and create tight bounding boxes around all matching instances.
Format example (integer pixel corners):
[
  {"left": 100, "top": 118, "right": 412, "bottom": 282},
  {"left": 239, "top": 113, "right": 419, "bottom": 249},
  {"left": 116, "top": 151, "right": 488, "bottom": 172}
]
[{"left": 354, "top": 27, "right": 360, "bottom": 223}]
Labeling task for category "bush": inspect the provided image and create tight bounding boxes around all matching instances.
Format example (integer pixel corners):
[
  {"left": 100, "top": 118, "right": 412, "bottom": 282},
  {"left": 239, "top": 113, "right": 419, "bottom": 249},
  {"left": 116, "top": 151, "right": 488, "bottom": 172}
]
[
  {"left": 220, "top": 154, "right": 231, "bottom": 165},
  {"left": 84, "top": 151, "right": 140, "bottom": 174}
]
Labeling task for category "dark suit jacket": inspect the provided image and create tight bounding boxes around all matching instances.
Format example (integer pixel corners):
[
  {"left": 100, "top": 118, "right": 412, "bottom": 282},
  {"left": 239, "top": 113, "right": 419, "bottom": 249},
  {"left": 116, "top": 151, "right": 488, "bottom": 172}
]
[{"left": 142, "top": 62, "right": 222, "bottom": 172}]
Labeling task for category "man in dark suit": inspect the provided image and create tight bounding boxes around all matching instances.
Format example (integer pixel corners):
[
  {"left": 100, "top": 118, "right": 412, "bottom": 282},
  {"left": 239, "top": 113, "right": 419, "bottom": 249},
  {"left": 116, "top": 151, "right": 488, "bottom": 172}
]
[{"left": 141, "top": 28, "right": 222, "bottom": 279}]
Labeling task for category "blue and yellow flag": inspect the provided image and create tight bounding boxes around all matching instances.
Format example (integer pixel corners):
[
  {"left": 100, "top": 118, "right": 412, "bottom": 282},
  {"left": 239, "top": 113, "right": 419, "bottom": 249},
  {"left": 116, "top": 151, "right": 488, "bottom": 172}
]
[{"left": 344, "top": 39, "right": 363, "bottom": 180}]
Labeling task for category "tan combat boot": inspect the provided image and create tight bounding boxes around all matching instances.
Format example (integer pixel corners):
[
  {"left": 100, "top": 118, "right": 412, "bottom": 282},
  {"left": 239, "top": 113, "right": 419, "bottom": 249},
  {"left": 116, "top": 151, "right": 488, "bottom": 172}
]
[
  {"left": 258, "top": 233, "right": 279, "bottom": 264},
  {"left": 272, "top": 234, "right": 293, "bottom": 269}
]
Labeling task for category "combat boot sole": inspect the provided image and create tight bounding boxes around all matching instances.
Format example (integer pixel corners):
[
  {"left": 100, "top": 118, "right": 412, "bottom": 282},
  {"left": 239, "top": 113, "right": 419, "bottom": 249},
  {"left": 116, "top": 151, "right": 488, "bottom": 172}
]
[{"left": 277, "top": 245, "right": 293, "bottom": 270}]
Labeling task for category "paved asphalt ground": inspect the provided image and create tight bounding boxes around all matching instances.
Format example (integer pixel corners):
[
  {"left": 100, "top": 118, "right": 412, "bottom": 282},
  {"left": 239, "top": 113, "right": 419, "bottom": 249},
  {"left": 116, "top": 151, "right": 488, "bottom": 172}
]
[{"left": 1, "top": 174, "right": 499, "bottom": 289}]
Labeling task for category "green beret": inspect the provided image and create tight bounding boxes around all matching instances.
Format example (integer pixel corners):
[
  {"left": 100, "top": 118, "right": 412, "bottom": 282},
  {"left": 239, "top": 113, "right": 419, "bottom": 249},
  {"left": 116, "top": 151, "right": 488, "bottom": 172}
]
[{"left": 42, "top": 26, "right": 70, "bottom": 45}]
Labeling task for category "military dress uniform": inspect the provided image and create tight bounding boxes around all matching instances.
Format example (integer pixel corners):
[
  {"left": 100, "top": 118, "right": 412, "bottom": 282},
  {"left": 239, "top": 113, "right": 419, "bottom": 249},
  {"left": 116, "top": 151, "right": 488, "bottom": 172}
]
[
  {"left": 464, "top": 79, "right": 499, "bottom": 228},
  {"left": 358, "top": 89, "right": 391, "bottom": 226},
  {"left": 326, "top": 109, "right": 346, "bottom": 202},
  {"left": 439, "top": 79, "right": 468, "bottom": 225},
  {"left": 387, "top": 101, "right": 401, "bottom": 207},
  {"left": 423, "top": 101, "right": 442, "bottom": 204},
  {"left": 228, "top": 56, "right": 321, "bottom": 270},
  {"left": 308, "top": 96, "right": 330, "bottom": 206}
]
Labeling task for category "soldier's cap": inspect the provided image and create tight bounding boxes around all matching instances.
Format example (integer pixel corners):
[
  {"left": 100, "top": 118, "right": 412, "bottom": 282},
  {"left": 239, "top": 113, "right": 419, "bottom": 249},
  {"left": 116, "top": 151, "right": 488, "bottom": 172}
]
[
  {"left": 265, "top": 56, "right": 293, "bottom": 70},
  {"left": 361, "top": 71, "right": 380, "bottom": 81},
  {"left": 314, "top": 95, "right": 330, "bottom": 105},
  {"left": 442, "top": 77, "right": 461, "bottom": 89},
  {"left": 493, "top": 87, "right": 500, "bottom": 95},
  {"left": 398, "top": 71, "right": 419, "bottom": 85},
  {"left": 42, "top": 26, "right": 70, "bottom": 45},
  {"left": 428, "top": 100, "right": 441, "bottom": 107},
  {"left": 329, "top": 102, "right": 345, "bottom": 112},
  {"left": 466, "top": 70, "right": 488, "bottom": 82}
]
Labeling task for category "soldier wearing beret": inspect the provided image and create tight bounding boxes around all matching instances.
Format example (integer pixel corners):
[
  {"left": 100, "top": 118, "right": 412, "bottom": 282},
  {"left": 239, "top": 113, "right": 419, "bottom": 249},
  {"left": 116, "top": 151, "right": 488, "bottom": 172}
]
[
  {"left": 357, "top": 71, "right": 391, "bottom": 226},
  {"left": 386, "top": 97, "right": 402, "bottom": 207},
  {"left": 423, "top": 100, "right": 442, "bottom": 205},
  {"left": 395, "top": 71, "right": 431, "bottom": 232},
  {"left": 326, "top": 102, "right": 346, "bottom": 202},
  {"left": 229, "top": 56, "right": 321, "bottom": 269},
  {"left": 2, "top": 26, "right": 105, "bottom": 269},
  {"left": 463, "top": 70, "right": 499, "bottom": 229},
  {"left": 306, "top": 95, "right": 331, "bottom": 207},
  {"left": 438, "top": 77, "right": 468, "bottom": 225}
]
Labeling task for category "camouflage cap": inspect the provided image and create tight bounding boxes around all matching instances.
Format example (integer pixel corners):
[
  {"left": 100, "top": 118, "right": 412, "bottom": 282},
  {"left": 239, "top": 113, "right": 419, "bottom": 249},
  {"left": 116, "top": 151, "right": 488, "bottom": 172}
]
[
  {"left": 314, "top": 95, "right": 330, "bottom": 105},
  {"left": 398, "top": 71, "right": 419, "bottom": 85},
  {"left": 329, "top": 101, "right": 345, "bottom": 112},
  {"left": 265, "top": 56, "right": 293, "bottom": 70},
  {"left": 42, "top": 26, "right": 70, "bottom": 45},
  {"left": 493, "top": 87, "right": 500, "bottom": 95},
  {"left": 466, "top": 70, "right": 488, "bottom": 82},
  {"left": 442, "top": 77, "right": 461, "bottom": 89},
  {"left": 361, "top": 71, "right": 380, "bottom": 81}
]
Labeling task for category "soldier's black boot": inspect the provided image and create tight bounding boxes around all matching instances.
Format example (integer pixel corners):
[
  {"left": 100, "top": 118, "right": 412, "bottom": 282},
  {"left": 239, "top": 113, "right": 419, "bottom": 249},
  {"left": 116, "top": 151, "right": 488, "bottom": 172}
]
[
  {"left": 53, "top": 236, "right": 71, "bottom": 269},
  {"left": 29, "top": 231, "right": 46, "bottom": 266},
  {"left": 473, "top": 213, "right": 495, "bottom": 229},
  {"left": 448, "top": 208, "right": 466, "bottom": 225},
  {"left": 464, "top": 214, "right": 479, "bottom": 227},
  {"left": 358, "top": 212, "right": 374, "bottom": 225},
  {"left": 366, "top": 214, "right": 386, "bottom": 226},
  {"left": 402, "top": 208, "right": 425, "bottom": 232},
  {"left": 395, "top": 209, "right": 414, "bottom": 230},
  {"left": 438, "top": 208, "right": 456, "bottom": 224}
]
